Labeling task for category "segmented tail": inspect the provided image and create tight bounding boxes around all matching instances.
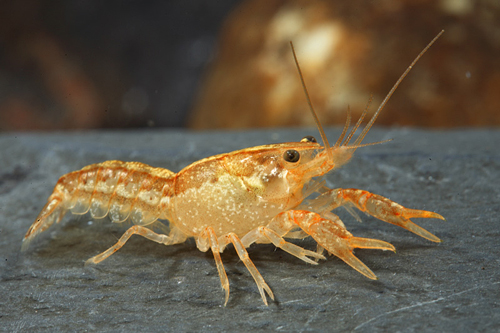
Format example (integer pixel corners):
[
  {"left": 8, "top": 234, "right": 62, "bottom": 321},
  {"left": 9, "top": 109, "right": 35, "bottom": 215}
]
[
  {"left": 22, "top": 194, "right": 67, "bottom": 251},
  {"left": 22, "top": 160, "right": 175, "bottom": 251}
]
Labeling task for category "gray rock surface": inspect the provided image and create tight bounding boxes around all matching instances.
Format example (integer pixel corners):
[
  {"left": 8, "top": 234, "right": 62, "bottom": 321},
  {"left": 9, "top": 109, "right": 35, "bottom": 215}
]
[{"left": 1, "top": 127, "right": 499, "bottom": 331}]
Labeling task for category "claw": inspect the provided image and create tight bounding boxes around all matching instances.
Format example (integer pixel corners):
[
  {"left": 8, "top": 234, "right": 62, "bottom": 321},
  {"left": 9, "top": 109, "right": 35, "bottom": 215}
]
[
  {"left": 307, "top": 219, "right": 396, "bottom": 280},
  {"left": 399, "top": 220, "right": 442, "bottom": 242},
  {"left": 335, "top": 249, "right": 378, "bottom": 280},
  {"left": 330, "top": 189, "right": 444, "bottom": 243},
  {"left": 394, "top": 208, "right": 445, "bottom": 243},
  {"left": 349, "top": 237, "right": 396, "bottom": 252}
]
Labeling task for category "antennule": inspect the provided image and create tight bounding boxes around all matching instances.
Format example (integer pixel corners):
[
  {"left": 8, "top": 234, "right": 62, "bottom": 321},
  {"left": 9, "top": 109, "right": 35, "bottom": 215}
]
[
  {"left": 334, "top": 105, "right": 351, "bottom": 148},
  {"left": 344, "top": 95, "right": 373, "bottom": 146}
]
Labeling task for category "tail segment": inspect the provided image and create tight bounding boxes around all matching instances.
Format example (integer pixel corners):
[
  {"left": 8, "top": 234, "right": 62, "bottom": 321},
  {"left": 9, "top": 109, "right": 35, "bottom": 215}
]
[
  {"left": 22, "top": 194, "right": 67, "bottom": 251},
  {"left": 22, "top": 160, "right": 176, "bottom": 251},
  {"left": 21, "top": 167, "right": 80, "bottom": 251}
]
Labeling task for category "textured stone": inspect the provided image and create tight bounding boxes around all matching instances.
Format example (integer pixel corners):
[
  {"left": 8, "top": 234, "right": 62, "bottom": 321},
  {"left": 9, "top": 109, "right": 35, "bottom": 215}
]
[{"left": 1, "top": 128, "right": 499, "bottom": 331}]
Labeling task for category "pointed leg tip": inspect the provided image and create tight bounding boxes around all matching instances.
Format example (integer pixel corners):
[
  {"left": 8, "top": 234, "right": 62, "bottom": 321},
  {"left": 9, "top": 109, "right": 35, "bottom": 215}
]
[
  {"left": 425, "top": 212, "right": 445, "bottom": 221},
  {"left": 350, "top": 237, "right": 395, "bottom": 252},
  {"left": 408, "top": 209, "right": 445, "bottom": 221},
  {"left": 21, "top": 240, "right": 30, "bottom": 252},
  {"left": 223, "top": 290, "right": 230, "bottom": 307},
  {"left": 364, "top": 272, "right": 378, "bottom": 280},
  {"left": 262, "top": 285, "right": 275, "bottom": 302},
  {"left": 434, "top": 213, "right": 446, "bottom": 221},
  {"left": 84, "top": 258, "right": 96, "bottom": 267},
  {"left": 305, "top": 252, "right": 325, "bottom": 264},
  {"left": 311, "top": 254, "right": 326, "bottom": 263},
  {"left": 266, "top": 288, "right": 275, "bottom": 301},
  {"left": 385, "top": 243, "right": 396, "bottom": 253},
  {"left": 259, "top": 286, "right": 274, "bottom": 306},
  {"left": 425, "top": 233, "right": 442, "bottom": 243}
]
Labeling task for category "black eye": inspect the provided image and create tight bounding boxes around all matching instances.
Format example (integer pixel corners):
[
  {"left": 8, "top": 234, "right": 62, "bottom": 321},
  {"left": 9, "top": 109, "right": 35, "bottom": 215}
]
[
  {"left": 283, "top": 149, "right": 300, "bottom": 163},
  {"left": 301, "top": 135, "right": 317, "bottom": 143}
]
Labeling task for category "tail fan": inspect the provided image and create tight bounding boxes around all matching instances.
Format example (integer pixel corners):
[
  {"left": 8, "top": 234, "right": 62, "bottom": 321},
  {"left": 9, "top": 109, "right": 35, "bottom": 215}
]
[{"left": 22, "top": 195, "right": 67, "bottom": 251}]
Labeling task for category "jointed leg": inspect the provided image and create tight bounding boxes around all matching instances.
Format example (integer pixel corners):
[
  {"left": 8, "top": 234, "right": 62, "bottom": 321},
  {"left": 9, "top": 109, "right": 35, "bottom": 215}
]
[
  {"left": 283, "top": 229, "right": 309, "bottom": 239},
  {"left": 197, "top": 227, "right": 230, "bottom": 306},
  {"left": 226, "top": 233, "right": 274, "bottom": 305},
  {"left": 240, "top": 226, "right": 325, "bottom": 265},
  {"left": 261, "top": 227, "right": 325, "bottom": 265},
  {"left": 310, "top": 188, "right": 444, "bottom": 242},
  {"left": 85, "top": 224, "right": 187, "bottom": 265}
]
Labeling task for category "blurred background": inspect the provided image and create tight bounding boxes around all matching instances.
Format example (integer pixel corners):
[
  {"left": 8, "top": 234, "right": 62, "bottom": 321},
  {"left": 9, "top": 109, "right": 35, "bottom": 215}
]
[{"left": 0, "top": 0, "right": 499, "bottom": 131}]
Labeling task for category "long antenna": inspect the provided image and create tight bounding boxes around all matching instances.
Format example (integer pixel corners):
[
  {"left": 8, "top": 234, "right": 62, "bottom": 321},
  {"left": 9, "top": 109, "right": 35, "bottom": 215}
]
[
  {"left": 290, "top": 41, "right": 333, "bottom": 161},
  {"left": 353, "top": 30, "right": 444, "bottom": 147}
]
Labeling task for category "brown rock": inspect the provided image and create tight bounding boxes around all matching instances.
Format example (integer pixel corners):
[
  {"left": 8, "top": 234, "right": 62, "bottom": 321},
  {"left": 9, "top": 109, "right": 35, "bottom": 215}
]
[{"left": 190, "top": 0, "right": 500, "bottom": 128}]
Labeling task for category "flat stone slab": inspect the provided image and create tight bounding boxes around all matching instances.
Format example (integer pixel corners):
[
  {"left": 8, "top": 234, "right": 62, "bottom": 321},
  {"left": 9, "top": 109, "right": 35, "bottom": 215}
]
[{"left": 1, "top": 127, "right": 499, "bottom": 331}]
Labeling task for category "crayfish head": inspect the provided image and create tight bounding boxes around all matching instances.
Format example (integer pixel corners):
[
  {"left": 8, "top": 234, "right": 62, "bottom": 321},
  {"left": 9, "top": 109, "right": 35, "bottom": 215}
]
[
  {"left": 282, "top": 142, "right": 353, "bottom": 183},
  {"left": 220, "top": 137, "right": 355, "bottom": 209},
  {"left": 272, "top": 137, "right": 354, "bottom": 206}
]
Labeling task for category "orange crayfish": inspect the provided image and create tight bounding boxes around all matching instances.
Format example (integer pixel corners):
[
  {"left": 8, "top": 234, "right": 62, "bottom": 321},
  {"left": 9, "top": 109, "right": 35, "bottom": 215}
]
[{"left": 23, "top": 31, "right": 445, "bottom": 306}]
